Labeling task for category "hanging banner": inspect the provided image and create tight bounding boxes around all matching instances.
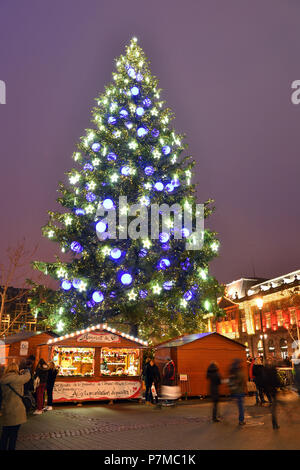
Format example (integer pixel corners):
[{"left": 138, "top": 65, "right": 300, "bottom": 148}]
[
  {"left": 53, "top": 380, "right": 142, "bottom": 402},
  {"left": 77, "top": 332, "right": 120, "bottom": 343}
]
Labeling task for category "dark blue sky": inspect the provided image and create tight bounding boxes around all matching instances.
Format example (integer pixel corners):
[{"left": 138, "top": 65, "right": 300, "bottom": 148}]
[{"left": 0, "top": 0, "right": 299, "bottom": 285}]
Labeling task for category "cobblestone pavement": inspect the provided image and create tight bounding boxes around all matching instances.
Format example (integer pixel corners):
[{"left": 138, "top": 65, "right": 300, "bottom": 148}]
[{"left": 2, "top": 396, "right": 300, "bottom": 450}]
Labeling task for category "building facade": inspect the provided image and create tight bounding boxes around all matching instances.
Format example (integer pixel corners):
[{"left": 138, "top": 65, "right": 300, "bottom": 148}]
[
  {"left": 213, "top": 270, "right": 300, "bottom": 361},
  {"left": 0, "top": 287, "right": 38, "bottom": 336}
]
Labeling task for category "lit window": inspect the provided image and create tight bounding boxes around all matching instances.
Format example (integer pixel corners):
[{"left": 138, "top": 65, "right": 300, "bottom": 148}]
[
  {"left": 53, "top": 347, "right": 95, "bottom": 377},
  {"left": 101, "top": 348, "right": 141, "bottom": 377}
]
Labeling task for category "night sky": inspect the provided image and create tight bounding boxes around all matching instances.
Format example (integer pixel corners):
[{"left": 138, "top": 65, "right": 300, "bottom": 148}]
[{"left": 0, "top": 0, "right": 299, "bottom": 286}]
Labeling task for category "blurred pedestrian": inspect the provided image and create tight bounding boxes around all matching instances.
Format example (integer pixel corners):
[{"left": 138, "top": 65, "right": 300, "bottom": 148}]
[
  {"left": 162, "top": 357, "right": 176, "bottom": 405},
  {"left": 162, "top": 357, "right": 175, "bottom": 386},
  {"left": 206, "top": 361, "right": 221, "bottom": 422},
  {"left": 33, "top": 358, "right": 49, "bottom": 415},
  {"left": 45, "top": 361, "right": 59, "bottom": 411},
  {"left": 252, "top": 357, "right": 268, "bottom": 405},
  {"left": 293, "top": 355, "right": 300, "bottom": 396},
  {"left": 229, "top": 358, "right": 247, "bottom": 425},
  {"left": 150, "top": 359, "right": 161, "bottom": 404},
  {"left": 264, "top": 357, "right": 281, "bottom": 429},
  {"left": 0, "top": 362, "right": 30, "bottom": 450}
]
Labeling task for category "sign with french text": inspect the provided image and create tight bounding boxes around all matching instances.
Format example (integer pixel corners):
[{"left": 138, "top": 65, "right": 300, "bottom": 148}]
[
  {"left": 77, "top": 332, "right": 120, "bottom": 343},
  {"left": 53, "top": 380, "right": 142, "bottom": 402}
]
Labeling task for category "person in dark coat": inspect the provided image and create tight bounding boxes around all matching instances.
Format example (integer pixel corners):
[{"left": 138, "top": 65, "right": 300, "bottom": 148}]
[
  {"left": 150, "top": 359, "right": 161, "bottom": 404},
  {"left": 143, "top": 358, "right": 154, "bottom": 405},
  {"left": 263, "top": 357, "right": 281, "bottom": 429},
  {"left": 33, "top": 358, "right": 49, "bottom": 414},
  {"left": 206, "top": 362, "right": 221, "bottom": 422},
  {"left": 45, "top": 361, "right": 59, "bottom": 410},
  {"left": 252, "top": 357, "right": 269, "bottom": 405},
  {"left": 162, "top": 358, "right": 175, "bottom": 386}
]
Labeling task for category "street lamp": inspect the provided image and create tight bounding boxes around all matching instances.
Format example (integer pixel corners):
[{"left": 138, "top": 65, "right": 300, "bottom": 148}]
[{"left": 256, "top": 297, "right": 267, "bottom": 362}]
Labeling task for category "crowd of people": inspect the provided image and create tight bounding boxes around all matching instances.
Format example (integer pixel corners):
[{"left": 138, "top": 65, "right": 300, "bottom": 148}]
[
  {"left": 0, "top": 355, "right": 59, "bottom": 450},
  {"left": 206, "top": 356, "right": 283, "bottom": 429},
  {"left": 142, "top": 356, "right": 177, "bottom": 405},
  {"left": 0, "top": 352, "right": 297, "bottom": 450}
]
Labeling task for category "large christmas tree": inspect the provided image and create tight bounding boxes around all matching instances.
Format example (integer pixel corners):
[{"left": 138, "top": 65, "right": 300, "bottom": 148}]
[{"left": 33, "top": 38, "right": 222, "bottom": 340}]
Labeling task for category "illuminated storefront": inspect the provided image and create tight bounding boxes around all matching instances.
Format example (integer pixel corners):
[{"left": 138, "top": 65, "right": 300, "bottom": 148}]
[{"left": 36, "top": 324, "right": 147, "bottom": 402}]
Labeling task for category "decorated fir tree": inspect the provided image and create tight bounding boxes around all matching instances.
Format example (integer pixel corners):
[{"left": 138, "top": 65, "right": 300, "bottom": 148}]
[{"left": 33, "top": 38, "right": 222, "bottom": 340}]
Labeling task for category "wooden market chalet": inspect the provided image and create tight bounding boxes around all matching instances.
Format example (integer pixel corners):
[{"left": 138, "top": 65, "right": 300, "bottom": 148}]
[{"left": 35, "top": 323, "right": 148, "bottom": 403}]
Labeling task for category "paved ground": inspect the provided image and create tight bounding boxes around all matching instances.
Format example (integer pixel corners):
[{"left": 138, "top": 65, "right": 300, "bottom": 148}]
[{"left": 1, "top": 394, "right": 300, "bottom": 450}]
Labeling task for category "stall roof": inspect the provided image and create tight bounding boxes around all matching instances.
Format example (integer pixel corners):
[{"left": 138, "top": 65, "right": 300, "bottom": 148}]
[
  {"left": 156, "top": 332, "right": 246, "bottom": 349},
  {"left": 45, "top": 323, "right": 148, "bottom": 346},
  {"left": 1, "top": 330, "right": 57, "bottom": 345}
]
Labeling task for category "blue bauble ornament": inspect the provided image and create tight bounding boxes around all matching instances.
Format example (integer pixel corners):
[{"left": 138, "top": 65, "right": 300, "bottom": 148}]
[
  {"left": 108, "top": 116, "right": 117, "bottom": 125},
  {"left": 103, "top": 198, "right": 114, "bottom": 210},
  {"left": 119, "top": 108, "right": 129, "bottom": 118},
  {"left": 91, "top": 142, "right": 101, "bottom": 152},
  {"left": 181, "top": 258, "right": 191, "bottom": 271},
  {"left": 137, "top": 126, "right": 148, "bottom": 138},
  {"left": 154, "top": 182, "right": 164, "bottom": 191},
  {"left": 161, "top": 243, "right": 170, "bottom": 251},
  {"left": 165, "top": 183, "right": 175, "bottom": 193},
  {"left": 127, "top": 67, "right": 136, "bottom": 79},
  {"left": 121, "top": 166, "right": 131, "bottom": 176},
  {"left": 136, "top": 72, "right": 143, "bottom": 82},
  {"left": 157, "top": 258, "right": 171, "bottom": 270},
  {"left": 92, "top": 291, "right": 104, "bottom": 303},
  {"left": 83, "top": 163, "right": 94, "bottom": 172},
  {"left": 139, "top": 249, "right": 148, "bottom": 257},
  {"left": 61, "top": 280, "right": 72, "bottom": 291},
  {"left": 120, "top": 273, "right": 133, "bottom": 285},
  {"left": 162, "top": 145, "right": 171, "bottom": 155},
  {"left": 70, "top": 241, "right": 83, "bottom": 254},
  {"left": 95, "top": 221, "right": 107, "bottom": 233},
  {"left": 163, "top": 281, "right": 174, "bottom": 291},
  {"left": 143, "top": 98, "right": 152, "bottom": 108},
  {"left": 139, "top": 290, "right": 148, "bottom": 298},
  {"left": 151, "top": 129, "right": 160, "bottom": 138},
  {"left": 86, "top": 192, "right": 96, "bottom": 203},
  {"left": 75, "top": 208, "right": 86, "bottom": 216},
  {"left": 107, "top": 152, "right": 117, "bottom": 162},
  {"left": 159, "top": 232, "right": 170, "bottom": 243},
  {"left": 181, "top": 228, "right": 190, "bottom": 238},
  {"left": 110, "top": 248, "right": 122, "bottom": 260},
  {"left": 72, "top": 279, "right": 82, "bottom": 289},
  {"left": 130, "top": 86, "right": 139, "bottom": 96},
  {"left": 171, "top": 178, "right": 180, "bottom": 188},
  {"left": 144, "top": 166, "right": 154, "bottom": 176},
  {"left": 136, "top": 107, "right": 144, "bottom": 117},
  {"left": 184, "top": 290, "right": 193, "bottom": 301}
]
